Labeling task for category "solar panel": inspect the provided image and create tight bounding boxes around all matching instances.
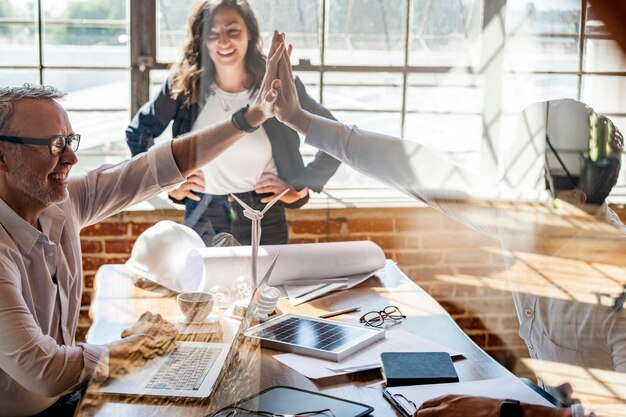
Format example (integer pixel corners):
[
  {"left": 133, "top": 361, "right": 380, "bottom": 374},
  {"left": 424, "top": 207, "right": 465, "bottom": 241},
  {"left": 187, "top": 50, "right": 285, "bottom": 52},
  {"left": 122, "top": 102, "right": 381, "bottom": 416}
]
[{"left": 246, "top": 314, "right": 385, "bottom": 361}]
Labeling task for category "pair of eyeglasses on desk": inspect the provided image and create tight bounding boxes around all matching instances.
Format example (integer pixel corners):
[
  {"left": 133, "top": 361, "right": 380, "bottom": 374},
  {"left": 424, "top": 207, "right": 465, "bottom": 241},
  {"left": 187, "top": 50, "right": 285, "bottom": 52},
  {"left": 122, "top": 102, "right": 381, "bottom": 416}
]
[
  {"left": 207, "top": 407, "right": 336, "bottom": 417},
  {"left": 359, "top": 305, "right": 406, "bottom": 327}
]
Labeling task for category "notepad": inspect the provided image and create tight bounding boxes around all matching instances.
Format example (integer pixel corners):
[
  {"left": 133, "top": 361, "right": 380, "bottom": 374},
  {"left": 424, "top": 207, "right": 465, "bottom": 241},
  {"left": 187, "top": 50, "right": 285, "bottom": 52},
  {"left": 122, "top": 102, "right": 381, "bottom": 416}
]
[{"left": 381, "top": 352, "right": 459, "bottom": 387}]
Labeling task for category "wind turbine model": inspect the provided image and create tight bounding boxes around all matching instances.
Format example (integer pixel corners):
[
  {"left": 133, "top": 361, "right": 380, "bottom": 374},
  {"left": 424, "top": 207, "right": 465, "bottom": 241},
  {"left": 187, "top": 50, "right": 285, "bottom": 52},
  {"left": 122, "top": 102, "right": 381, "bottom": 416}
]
[{"left": 230, "top": 189, "right": 289, "bottom": 284}]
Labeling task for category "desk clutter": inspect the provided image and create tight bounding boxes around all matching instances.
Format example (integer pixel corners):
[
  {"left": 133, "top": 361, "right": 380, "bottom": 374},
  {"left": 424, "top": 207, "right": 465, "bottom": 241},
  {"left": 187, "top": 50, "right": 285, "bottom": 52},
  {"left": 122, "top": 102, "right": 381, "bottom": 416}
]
[{"left": 114, "top": 225, "right": 563, "bottom": 416}]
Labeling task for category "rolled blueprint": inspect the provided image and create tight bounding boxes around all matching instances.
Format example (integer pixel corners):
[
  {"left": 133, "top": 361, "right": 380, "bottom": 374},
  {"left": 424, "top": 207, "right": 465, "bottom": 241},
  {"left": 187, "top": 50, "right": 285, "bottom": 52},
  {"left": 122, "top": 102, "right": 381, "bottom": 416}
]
[{"left": 177, "top": 241, "right": 386, "bottom": 293}]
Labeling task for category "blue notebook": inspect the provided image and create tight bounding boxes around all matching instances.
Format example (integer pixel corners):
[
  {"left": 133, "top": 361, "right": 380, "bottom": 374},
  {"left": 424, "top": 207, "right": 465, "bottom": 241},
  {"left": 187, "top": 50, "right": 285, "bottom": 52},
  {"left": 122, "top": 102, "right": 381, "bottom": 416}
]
[{"left": 381, "top": 352, "right": 459, "bottom": 387}]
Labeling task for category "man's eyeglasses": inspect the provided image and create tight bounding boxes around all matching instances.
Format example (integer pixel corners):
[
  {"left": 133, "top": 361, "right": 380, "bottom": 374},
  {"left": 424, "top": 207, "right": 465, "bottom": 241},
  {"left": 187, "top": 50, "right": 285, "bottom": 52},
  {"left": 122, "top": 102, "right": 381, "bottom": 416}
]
[
  {"left": 0, "top": 134, "right": 80, "bottom": 156},
  {"left": 359, "top": 305, "right": 406, "bottom": 327}
]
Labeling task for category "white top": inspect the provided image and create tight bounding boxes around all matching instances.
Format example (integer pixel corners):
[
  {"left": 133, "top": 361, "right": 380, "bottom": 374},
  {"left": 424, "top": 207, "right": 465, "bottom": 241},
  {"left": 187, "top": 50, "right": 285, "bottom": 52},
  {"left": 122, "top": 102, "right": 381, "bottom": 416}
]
[
  {"left": 0, "top": 142, "right": 184, "bottom": 416},
  {"left": 192, "top": 84, "right": 277, "bottom": 194}
]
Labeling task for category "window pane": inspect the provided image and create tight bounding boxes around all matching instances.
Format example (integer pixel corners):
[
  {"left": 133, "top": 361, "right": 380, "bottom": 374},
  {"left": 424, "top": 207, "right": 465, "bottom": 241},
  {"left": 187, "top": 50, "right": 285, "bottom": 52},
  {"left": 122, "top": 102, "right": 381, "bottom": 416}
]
[
  {"left": 581, "top": 76, "right": 626, "bottom": 114},
  {"left": 334, "top": 110, "right": 401, "bottom": 137},
  {"left": 251, "top": 0, "right": 321, "bottom": 65},
  {"left": 68, "top": 110, "right": 130, "bottom": 155},
  {"left": 0, "top": 1, "right": 38, "bottom": 66},
  {"left": 406, "top": 72, "right": 483, "bottom": 114},
  {"left": 0, "top": 69, "right": 38, "bottom": 86},
  {"left": 502, "top": 74, "right": 578, "bottom": 114},
  {"left": 323, "top": 72, "right": 403, "bottom": 112},
  {"left": 326, "top": 0, "right": 407, "bottom": 66},
  {"left": 409, "top": 0, "right": 482, "bottom": 67},
  {"left": 505, "top": 0, "right": 580, "bottom": 72},
  {"left": 43, "top": 69, "right": 129, "bottom": 110},
  {"left": 295, "top": 71, "right": 320, "bottom": 103},
  {"left": 41, "top": 0, "right": 129, "bottom": 68},
  {"left": 584, "top": 39, "right": 626, "bottom": 72},
  {"left": 157, "top": 0, "right": 194, "bottom": 63}
]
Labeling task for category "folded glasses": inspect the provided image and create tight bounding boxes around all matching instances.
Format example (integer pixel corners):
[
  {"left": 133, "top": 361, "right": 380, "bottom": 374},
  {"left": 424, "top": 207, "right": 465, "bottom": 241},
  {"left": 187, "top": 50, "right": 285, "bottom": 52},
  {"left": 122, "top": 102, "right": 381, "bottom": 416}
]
[{"left": 359, "top": 305, "right": 406, "bottom": 327}]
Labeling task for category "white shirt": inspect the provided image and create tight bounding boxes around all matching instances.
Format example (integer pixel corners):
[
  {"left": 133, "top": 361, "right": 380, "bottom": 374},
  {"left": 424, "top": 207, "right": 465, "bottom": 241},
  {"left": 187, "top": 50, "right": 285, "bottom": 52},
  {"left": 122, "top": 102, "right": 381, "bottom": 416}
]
[
  {"left": 0, "top": 142, "right": 184, "bottom": 416},
  {"left": 192, "top": 85, "right": 278, "bottom": 194}
]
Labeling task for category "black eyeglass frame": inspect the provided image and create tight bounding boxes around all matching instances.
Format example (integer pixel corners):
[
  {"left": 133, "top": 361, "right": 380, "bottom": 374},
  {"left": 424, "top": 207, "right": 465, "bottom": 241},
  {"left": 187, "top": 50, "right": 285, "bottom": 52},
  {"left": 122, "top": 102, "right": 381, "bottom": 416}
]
[
  {"left": 359, "top": 305, "right": 406, "bottom": 327},
  {"left": 0, "top": 134, "right": 81, "bottom": 156}
]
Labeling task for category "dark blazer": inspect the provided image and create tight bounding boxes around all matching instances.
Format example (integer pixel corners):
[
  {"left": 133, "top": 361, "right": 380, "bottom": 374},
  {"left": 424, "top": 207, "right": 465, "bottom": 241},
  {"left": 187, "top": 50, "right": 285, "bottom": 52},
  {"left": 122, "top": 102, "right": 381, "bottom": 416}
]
[{"left": 125, "top": 75, "right": 341, "bottom": 208}]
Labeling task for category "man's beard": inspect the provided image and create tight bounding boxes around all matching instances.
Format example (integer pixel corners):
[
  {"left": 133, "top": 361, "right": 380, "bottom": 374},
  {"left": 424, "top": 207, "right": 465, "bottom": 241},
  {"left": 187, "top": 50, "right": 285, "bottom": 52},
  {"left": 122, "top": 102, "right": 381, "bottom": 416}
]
[{"left": 8, "top": 148, "right": 69, "bottom": 205}]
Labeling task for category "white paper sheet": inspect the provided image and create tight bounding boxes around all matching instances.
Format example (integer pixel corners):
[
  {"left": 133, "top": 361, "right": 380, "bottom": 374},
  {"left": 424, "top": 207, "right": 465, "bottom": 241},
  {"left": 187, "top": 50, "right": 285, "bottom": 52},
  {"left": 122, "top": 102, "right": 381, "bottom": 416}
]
[
  {"left": 177, "top": 241, "right": 386, "bottom": 293},
  {"left": 386, "top": 377, "right": 554, "bottom": 416},
  {"left": 273, "top": 328, "right": 463, "bottom": 379}
]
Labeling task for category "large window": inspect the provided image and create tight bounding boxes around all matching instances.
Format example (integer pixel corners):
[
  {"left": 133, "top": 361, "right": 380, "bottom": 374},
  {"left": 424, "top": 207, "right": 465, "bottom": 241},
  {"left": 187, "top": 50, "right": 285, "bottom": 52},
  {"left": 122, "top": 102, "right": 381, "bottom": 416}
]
[{"left": 1, "top": 0, "right": 625, "bottom": 203}]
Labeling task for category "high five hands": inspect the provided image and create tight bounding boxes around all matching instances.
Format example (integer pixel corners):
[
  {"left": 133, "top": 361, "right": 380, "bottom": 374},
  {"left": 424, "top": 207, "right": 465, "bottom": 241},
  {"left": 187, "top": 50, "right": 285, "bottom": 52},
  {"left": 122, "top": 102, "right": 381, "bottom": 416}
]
[{"left": 264, "top": 30, "right": 312, "bottom": 134}]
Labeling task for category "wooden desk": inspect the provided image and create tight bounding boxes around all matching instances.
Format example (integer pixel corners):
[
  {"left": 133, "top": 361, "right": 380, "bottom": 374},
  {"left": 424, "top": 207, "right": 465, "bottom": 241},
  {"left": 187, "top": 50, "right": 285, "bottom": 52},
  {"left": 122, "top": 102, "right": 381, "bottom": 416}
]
[{"left": 78, "top": 261, "right": 510, "bottom": 417}]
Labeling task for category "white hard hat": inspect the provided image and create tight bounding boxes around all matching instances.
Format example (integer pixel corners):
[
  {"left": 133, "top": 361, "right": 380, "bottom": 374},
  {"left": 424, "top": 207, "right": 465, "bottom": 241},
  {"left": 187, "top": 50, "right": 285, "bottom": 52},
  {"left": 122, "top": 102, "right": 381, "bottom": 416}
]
[{"left": 125, "top": 220, "right": 205, "bottom": 292}]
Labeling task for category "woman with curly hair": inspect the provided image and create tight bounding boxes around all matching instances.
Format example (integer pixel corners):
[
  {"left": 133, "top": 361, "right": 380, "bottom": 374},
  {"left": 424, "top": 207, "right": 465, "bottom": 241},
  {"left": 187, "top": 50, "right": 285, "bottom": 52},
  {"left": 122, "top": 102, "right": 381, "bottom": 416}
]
[{"left": 126, "top": 0, "right": 340, "bottom": 245}]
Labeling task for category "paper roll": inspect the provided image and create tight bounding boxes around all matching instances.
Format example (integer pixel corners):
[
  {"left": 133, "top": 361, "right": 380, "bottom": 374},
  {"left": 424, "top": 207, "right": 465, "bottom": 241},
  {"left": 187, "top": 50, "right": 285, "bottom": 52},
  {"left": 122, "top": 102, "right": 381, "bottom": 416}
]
[{"left": 177, "top": 241, "right": 386, "bottom": 293}]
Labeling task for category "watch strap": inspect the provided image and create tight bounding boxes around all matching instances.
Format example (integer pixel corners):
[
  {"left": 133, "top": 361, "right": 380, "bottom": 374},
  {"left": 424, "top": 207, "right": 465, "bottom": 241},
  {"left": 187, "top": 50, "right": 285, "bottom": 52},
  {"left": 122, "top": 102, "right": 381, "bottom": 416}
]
[
  {"left": 231, "top": 104, "right": 259, "bottom": 133},
  {"left": 499, "top": 399, "right": 523, "bottom": 417}
]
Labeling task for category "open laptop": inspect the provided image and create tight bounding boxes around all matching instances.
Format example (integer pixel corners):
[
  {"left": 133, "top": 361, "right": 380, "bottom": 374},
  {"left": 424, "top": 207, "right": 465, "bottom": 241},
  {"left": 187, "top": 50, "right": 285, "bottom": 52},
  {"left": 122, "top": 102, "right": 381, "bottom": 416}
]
[{"left": 94, "top": 253, "right": 280, "bottom": 398}]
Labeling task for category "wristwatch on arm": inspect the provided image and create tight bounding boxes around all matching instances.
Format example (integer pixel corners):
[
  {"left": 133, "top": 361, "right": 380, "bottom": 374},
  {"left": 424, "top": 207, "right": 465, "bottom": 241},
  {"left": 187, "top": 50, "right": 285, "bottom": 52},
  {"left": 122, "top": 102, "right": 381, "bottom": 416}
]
[
  {"left": 231, "top": 104, "right": 260, "bottom": 133},
  {"left": 499, "top": 399, "right": 523, "bottom": 417}
]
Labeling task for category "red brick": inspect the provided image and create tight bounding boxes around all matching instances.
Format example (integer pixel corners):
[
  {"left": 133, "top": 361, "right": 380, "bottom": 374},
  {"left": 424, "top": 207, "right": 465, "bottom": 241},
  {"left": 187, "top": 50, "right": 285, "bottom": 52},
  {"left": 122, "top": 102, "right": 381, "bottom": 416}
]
[
  {"left": 84, "top": 274, "right": 96, "bottom": 289},
  {"left": 406, "top": 266, "right": 455, "bottom": 282},
  {"left": 455, "top": 316, "right": 485, "bottom": 331},
  {"left": 396, "top": 216, "right": 462, "bottom": 233},
  {"left": 486, "top": 333, "right": 506, "bottom": 347},
  {"left": 422, "top": 281, "right": 456, "bottom": 298},
  {"left": 79, "top": 307, "right": 90, "bottom": 321},
  {"left": 81, "top": 289, "right": 93, "bottom": 306},
  {"left": 468, "top": 333, "right": 487, "bottom": 347},
  {"left": 81, "top": 222, "right": 128, "bottom": 237},
  {"left": 82, "top": 256, "right": 129, "bottom": 272},
  {"left": 444, "top": 250, "right": 492, "bottom": 265},
  {"left": 75, "top": 326, "right": 88, "bottom": 343},
  {"left": 80, "top": 239, "right": 103, "bottom": 254},
  {"left": 104, "top": 239, "right": 135, "bottom": 254},
  {"left": 291, "top": 220, "right": 342, "bottom": 235},
  {"left": 369, "top": 236, "right": 415, "bottom": 250},
  {"left": 317, "top": 235, "right": 365, "bottom": 243},
  {"left": 130, "top": 222, "right": 157, "bottom": 236},
  {"left": 419, "top": 233, "right": 474, "bottom": 249},
  {"left": 288, "top": 238, "right": 317, "bottom": 244},
  {"left": 438, "top": 300, "right": 466, "bottom": 315},
  {"left": 347, "top": 219, "right": 393, "bottom": 233}
]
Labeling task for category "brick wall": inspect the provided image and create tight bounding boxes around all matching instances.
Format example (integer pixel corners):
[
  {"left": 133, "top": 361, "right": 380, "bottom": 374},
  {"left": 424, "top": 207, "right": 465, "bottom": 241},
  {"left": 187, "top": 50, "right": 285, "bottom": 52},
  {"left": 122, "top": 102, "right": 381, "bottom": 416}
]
[{"left": 78, "top": 204, "right": 626, "bottom": 373}]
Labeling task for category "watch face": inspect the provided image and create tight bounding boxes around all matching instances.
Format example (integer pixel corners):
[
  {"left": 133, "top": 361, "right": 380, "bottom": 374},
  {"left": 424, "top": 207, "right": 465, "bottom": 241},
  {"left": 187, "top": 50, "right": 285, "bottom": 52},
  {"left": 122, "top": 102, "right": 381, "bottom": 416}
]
[{"left": 499, "top": 400, "right": 523, "bottom": 417}]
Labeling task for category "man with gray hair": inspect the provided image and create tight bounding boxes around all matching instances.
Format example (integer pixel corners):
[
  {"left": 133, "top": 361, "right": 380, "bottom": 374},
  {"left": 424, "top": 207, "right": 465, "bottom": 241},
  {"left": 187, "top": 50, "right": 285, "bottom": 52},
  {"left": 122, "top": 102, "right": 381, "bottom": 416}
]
[{"left": 0, "top": 40, "right": 283, "bottom": 417}]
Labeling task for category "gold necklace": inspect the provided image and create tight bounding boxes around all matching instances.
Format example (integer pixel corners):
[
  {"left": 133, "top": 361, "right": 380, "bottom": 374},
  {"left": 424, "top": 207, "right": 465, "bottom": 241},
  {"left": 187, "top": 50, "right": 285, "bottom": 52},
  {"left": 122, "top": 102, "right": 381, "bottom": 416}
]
[{"left": 215, "top": 87, "right": 237, "bottom": 113}]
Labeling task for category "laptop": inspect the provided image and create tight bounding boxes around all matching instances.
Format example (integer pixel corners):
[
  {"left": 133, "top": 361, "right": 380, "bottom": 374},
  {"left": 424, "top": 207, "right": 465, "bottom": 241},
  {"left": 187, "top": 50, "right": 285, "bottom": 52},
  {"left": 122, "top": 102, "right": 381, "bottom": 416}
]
[{"left": 94, "top": 253, "right": 280, "bottom": 398}]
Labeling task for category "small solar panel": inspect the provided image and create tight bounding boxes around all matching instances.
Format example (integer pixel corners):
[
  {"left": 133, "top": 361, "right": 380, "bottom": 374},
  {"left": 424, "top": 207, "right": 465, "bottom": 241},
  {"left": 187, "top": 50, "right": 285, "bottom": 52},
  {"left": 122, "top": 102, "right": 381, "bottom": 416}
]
[{"left": 246, "top": 314, "right": 385, "bottom": 361}]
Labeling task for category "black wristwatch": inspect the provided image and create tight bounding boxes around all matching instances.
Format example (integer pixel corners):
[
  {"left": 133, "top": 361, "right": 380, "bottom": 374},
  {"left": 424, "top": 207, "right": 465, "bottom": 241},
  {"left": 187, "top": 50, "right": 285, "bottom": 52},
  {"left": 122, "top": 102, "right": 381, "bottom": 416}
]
[
  {"left": 231, "top": 104, "right": 259, "bottom": 133},
  {"left": 499, "top": 399, "right": 523, "bottom": 417}
]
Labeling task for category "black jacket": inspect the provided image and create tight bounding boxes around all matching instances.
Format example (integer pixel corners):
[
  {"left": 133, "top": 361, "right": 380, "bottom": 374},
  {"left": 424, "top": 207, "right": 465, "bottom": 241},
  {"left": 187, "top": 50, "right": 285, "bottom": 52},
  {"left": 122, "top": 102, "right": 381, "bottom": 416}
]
[{"left": 125, "top": 75, "right": 341, "bottom": 208}]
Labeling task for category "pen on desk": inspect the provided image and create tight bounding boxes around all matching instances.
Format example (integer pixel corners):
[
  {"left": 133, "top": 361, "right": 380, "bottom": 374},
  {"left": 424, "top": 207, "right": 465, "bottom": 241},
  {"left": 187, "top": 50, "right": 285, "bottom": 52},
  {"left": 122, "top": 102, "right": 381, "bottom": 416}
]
[{"left": 318, "top": 306, "right": 361, "bottom": 319}]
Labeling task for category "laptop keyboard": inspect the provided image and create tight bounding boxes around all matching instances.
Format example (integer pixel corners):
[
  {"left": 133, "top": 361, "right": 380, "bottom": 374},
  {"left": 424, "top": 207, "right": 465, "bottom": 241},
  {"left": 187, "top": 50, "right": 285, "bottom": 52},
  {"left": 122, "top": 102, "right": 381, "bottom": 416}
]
[{"left": 145, "top": 345, "right": 222, "bottom": 391}]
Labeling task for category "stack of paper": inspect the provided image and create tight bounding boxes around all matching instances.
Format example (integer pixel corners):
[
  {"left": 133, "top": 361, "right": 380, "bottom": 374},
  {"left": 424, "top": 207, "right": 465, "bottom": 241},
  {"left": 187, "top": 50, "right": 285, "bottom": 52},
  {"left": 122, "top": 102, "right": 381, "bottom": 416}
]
[{"left": 274, "top": 327, "right": 463, "bottom": 379}]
